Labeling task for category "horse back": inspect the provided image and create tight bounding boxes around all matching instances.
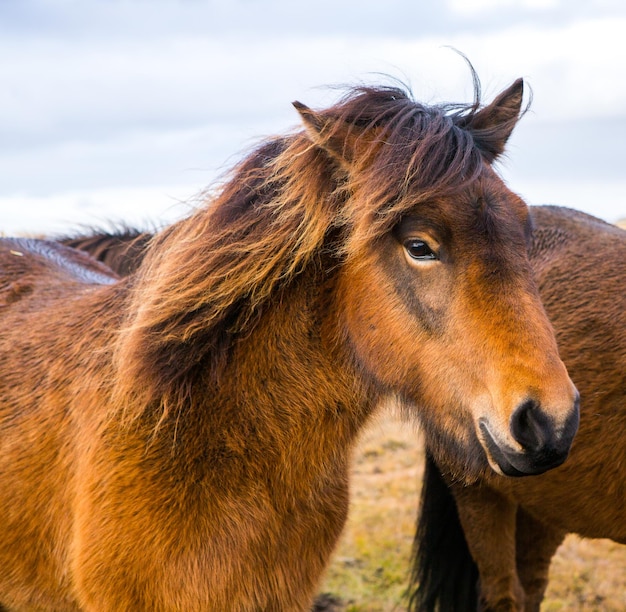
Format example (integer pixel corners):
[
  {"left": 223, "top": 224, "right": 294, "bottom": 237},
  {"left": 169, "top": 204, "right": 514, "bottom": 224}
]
[{"left": 0, "top": 237, "right": 119, "bottom": 307}]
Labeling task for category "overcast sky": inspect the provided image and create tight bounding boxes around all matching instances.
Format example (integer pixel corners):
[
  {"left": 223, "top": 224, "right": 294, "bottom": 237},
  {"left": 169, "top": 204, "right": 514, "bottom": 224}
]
[{"left": 1, "top": 0, "right": 625, "bottom": 235}]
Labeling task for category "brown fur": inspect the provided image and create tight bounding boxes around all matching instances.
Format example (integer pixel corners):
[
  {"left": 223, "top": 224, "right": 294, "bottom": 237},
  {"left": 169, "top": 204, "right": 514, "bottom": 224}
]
[
  {"left": 0, "top": 79, "right": 577, "bottom": 610},
  {"left": 410, "top": 205, "right": 626, "bottom": 611}
]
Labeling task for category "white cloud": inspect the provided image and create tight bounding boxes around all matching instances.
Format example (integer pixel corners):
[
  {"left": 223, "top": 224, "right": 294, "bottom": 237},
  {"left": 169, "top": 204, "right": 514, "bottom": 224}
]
[
  {"left": 514, "top": 179, "right": 626, "bottom": 223},
  {"left": 447, "top": 0, "right": 559, "bottom": 14},
  {"left": 0, "top": 1, "right": 625, "bottom": 232},
  {"left": 4, "top": 21, "right": 624, "bottom": 152},
  {"left": 445, "top": 18, "right": 626, "bottom": 121},
  {"left": 0, "top": 185, "right": 194, "bottom": 236}
]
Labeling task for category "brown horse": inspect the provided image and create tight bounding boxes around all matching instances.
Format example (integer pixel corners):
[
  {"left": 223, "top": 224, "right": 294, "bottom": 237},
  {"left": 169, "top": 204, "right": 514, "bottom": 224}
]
[
  {"left": 0, "top": 79, "right": 579, "bottom": 611},
  {"left": 408, "top": 205, "right": 626, "bottom": 612}
]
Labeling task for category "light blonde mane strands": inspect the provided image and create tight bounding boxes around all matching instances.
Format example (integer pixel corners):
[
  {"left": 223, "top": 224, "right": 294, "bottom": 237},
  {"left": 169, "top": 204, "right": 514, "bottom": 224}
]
[
  {"left": 113, "top": 81, "right": 505, "bottom": 421},
  {"left": 113, "top": 134, "right": 345, "bottom": 417}
]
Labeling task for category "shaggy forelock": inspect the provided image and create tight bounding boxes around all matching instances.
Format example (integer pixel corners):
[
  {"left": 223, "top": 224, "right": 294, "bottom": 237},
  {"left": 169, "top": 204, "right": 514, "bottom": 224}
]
[
  {"left": 115, "top": 80, "right": 499, "bottom": 415},
  {"left": 312, "top": 84, "right": 486, "bottom": 246}
]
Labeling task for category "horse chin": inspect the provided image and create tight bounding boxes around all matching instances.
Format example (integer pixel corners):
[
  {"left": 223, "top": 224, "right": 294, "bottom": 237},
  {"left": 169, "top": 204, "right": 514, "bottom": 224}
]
[{"left": 478, "top": 419, "right": 570, "bottom": 478}]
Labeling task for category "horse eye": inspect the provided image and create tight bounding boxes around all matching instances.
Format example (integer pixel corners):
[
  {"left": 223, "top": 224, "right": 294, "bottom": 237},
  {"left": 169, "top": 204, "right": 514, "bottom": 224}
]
[{"left": 404, "top": 239, "right": 437, "bottom": 261}]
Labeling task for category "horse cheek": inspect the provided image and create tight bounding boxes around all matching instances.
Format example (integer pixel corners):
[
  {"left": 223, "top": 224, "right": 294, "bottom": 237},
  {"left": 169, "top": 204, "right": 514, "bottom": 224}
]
[{"left": 336, "top": 259, "right": 432, "bottom": 392}]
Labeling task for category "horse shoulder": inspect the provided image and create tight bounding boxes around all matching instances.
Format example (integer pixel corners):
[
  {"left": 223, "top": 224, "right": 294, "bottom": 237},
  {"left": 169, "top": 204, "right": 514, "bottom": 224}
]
[
  {"left": 529, "top": 205, "right": 626, "bottom": 341},
  {"left": 529, "top": 204, "right": 624, "bottom": 267}
]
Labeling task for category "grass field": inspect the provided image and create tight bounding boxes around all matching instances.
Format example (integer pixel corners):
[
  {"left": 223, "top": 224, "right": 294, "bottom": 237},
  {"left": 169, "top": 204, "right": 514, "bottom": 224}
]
[{"left": 319, "top": 405, "right": 626, "bottom": 611}]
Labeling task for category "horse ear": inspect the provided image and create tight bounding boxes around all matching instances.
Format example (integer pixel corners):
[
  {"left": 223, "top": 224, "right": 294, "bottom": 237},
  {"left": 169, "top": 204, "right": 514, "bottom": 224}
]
[
  {"left": 463, "top": 78, "right": 525, "bottom": 163},
  {"left": 293, "top": 101, "right": 326, "bottom": 139},
  {"left": 293, "top": 101, "right": 353, "bottom": 168}
]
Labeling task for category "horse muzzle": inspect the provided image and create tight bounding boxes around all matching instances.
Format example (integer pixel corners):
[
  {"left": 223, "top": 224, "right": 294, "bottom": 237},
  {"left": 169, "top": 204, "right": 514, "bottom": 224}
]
[{"left": 479, "top": 395, "right": 580, "bottom": 477}]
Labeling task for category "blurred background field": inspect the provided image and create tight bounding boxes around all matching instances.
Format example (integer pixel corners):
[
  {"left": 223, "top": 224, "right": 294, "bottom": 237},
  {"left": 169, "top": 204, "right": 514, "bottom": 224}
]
[{"left": 321, "top": 403, "right": 626, "bottom": 611}]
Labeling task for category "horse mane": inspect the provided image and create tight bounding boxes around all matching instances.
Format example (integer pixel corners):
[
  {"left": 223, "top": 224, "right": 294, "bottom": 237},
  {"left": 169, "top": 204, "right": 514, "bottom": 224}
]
[
  {"left": 114, "top": 78, "right": 523, "bottom": 421},
  {"left": 59, "top": 224, "right": 154, "bottom": 276}
]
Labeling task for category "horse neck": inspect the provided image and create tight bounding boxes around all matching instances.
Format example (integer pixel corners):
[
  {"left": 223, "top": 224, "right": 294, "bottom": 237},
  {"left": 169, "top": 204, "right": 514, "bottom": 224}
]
[
  {"left": 144, "top": 268, "right": 378, "bottom": 487},
  {"left": 243, "top": 279, "right": 374, "bottom": 433}
]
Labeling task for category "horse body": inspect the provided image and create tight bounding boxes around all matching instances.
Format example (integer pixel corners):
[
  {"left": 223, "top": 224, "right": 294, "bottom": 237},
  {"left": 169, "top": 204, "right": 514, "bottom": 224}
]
[
  {"left": 0, "top": 79, "right": 579, "bottom": 610},
  {"left": 0, "top": 241, "right": 367, "bottom": 611},
  {"left": 0, "top": 239, "right": 122, "bottom": 610},
  {"left": 507, "top": 206, "right": 626, "bottom": 538},
  {"left": 71, "top": 278, "right": 364, "bottom": 611},
  {"left": 410, "top": 205, "right": 626, "bottom": 612}
]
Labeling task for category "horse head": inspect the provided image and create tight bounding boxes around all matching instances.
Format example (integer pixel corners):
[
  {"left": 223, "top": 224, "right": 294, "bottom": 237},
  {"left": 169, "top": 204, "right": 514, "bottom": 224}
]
[{"left": 295, "top": 78, "right": 579, "bottom": 478}]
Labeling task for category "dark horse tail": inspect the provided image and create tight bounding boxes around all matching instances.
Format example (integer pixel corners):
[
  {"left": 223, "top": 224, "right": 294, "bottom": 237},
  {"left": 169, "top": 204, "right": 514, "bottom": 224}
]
[{"left": 407, "top": 453, "right": 479, "bottom": 612}]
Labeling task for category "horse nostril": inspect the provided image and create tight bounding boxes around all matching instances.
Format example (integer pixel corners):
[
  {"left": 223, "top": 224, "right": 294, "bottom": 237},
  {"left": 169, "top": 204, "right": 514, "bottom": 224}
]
[{"left": 510, "top": 399, "right": 552, "bottom": 452}]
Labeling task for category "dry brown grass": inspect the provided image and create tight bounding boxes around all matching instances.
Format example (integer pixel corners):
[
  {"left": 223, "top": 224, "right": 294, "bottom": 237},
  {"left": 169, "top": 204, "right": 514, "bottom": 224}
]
[{"left": 320, "top": 405, "right": 626, "bottom": 611}]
